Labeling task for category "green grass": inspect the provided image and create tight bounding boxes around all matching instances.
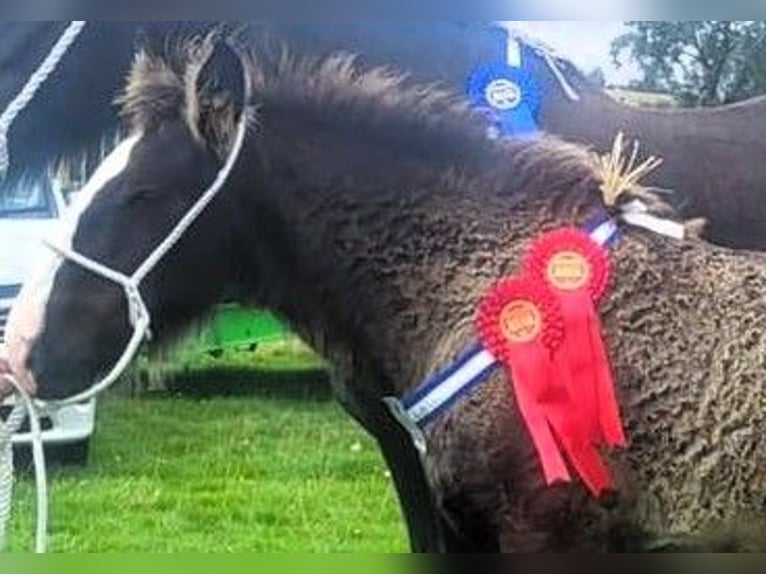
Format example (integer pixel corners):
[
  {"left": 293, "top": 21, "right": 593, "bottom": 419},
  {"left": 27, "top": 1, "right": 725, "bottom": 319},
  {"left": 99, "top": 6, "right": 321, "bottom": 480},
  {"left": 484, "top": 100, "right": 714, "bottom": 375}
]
[{"left": 7, "top": 345, "right": 408, "bottom": 552}]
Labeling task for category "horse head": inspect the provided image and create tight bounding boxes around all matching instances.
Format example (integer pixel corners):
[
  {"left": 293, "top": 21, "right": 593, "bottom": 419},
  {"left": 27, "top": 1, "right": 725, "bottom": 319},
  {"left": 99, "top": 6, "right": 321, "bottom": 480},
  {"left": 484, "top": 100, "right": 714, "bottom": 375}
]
[{"left": 4, "top": 37, "right": 253, "bottom": 400}]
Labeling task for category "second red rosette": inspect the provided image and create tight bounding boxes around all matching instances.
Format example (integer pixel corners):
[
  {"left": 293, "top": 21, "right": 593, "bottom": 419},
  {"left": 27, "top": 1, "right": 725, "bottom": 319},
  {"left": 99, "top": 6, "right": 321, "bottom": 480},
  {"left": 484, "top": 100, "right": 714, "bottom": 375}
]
[{"left": 524, "top": 228, "right": 626, "bottom": 449}]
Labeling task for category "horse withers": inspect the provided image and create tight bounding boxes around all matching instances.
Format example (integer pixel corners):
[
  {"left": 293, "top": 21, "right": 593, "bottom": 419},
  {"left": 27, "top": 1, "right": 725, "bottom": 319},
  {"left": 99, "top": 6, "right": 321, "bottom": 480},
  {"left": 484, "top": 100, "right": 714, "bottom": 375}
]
[{"left": 2, "top": 37, "right": 764, "bottom": 552}]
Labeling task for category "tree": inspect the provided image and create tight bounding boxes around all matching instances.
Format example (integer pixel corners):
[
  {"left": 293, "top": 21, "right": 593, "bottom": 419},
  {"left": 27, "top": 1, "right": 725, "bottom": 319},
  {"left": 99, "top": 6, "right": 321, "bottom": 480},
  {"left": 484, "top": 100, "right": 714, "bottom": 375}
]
[{"left": 611, "top": 21, "right": 766, "bottom": 106}]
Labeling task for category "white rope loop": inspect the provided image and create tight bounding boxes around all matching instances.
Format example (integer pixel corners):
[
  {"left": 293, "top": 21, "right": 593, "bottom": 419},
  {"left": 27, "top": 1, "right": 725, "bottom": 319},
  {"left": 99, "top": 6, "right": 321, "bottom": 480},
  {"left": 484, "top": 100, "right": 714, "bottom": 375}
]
[
  {"left": 0, "top": 21, "right": 87, "bottom": 176},
  {"left": 0, "top": 402, "right": 26, "bottom": 550}
]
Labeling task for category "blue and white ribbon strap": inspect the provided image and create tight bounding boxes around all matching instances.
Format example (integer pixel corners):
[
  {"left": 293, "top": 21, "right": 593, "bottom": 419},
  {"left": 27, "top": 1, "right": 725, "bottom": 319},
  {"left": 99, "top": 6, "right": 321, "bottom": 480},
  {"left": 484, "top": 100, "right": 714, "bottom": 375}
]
[{"left": 401, "top": 344, "right": 499, "bottom": 429}]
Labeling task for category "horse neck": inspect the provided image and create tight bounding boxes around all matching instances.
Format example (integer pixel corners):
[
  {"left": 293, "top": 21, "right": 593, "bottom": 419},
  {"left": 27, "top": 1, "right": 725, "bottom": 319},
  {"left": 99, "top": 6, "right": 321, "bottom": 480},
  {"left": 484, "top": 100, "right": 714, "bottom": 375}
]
[{"left": 242, "top": 122, "right": 607, "bottom": 393}]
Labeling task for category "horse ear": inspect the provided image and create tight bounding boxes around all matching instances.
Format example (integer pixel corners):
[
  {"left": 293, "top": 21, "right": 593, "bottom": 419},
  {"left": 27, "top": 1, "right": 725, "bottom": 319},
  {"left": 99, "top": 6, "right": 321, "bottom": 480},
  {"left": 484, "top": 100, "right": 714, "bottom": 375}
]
[{"left": 186, "top": 37, "right": 250, "bottom": 160}]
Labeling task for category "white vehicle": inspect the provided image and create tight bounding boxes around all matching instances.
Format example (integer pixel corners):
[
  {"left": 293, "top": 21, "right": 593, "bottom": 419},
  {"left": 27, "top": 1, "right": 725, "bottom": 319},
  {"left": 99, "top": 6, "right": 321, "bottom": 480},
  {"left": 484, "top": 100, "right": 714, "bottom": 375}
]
[{"left": 0, "top": 174, "right": 95, "bottom": 465}]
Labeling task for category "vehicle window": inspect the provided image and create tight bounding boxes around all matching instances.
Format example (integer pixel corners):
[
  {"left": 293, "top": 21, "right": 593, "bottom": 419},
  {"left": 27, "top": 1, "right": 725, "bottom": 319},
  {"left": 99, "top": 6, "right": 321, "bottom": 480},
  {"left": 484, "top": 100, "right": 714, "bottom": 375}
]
[{"left": 0, "top": 175, "right": 57, "bottom": 219}]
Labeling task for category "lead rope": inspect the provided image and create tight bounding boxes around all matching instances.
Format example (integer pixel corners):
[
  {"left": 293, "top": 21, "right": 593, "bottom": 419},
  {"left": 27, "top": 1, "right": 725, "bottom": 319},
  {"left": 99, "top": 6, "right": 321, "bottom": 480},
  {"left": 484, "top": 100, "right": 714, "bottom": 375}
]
[
  {"left": 0, "top": 21, "right": 88, "bottom": 176},
  {"left": 0, "top": 108, "right": 249, "bottom": 553},
  {"left": 0, "top": 379, "right": 47, "bottom": 553},
  {"left": 0, "top": 20, "right": 88, "bottom": 551},
  {"left": 539, "top": 49, "right": 581, "bottom": 102}
]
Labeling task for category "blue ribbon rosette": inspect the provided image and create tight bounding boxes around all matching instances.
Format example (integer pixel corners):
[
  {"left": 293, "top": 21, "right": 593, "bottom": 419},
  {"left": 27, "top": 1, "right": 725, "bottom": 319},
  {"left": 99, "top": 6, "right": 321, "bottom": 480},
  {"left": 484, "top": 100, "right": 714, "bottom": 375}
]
[{"left": 467, "top": 61, "right": 542, "bottom": 139}]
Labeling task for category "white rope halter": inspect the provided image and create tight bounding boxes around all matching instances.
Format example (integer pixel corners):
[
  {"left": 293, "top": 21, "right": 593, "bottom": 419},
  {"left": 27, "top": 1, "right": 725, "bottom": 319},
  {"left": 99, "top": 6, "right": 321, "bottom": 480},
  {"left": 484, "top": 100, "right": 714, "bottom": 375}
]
[
  {"left": 0, "top": 21, "right": 87, "bottom": 176},
  {"left": 0, "top": 110, "right": 249, "bottom": 553},
  {"left": 46, "top": 115, "right": 249, "bottom": 406}
]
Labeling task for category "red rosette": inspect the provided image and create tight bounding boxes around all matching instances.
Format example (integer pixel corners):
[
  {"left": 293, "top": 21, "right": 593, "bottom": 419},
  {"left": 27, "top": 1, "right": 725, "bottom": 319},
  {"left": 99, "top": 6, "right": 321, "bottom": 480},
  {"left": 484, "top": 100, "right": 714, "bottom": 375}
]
[
  {"left": 524, "top": 227, "right": 626, "bottom": 450},
  {"left": 524, "top": 227, "right": 610, "bottom": 303},
  {"left": 476, "top": 275, "right": 564, "bottom": 362},
  {"left": 476, "top": 276, "right": 572, "bottom": 487},
  {"left": 476, "top": 274, "right": 613, "bottom": 495}
]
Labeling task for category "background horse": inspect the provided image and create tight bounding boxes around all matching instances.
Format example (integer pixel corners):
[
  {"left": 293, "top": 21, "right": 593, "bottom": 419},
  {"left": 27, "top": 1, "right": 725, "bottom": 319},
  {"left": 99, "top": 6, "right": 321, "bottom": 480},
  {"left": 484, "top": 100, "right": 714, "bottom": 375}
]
[
  {"left": 514, "top": 34, "right": 766, "bottom": 250},
  {"left": 3, "top": 38, "right": 763, "bottom": 552}
]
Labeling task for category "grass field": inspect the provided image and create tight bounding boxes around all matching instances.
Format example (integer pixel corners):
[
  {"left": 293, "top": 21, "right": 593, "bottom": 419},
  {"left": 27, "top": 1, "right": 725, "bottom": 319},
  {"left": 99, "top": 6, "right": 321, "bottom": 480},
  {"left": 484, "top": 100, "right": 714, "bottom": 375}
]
[{"left": 7, "top": 341, "right": 408, "bottom": 553}]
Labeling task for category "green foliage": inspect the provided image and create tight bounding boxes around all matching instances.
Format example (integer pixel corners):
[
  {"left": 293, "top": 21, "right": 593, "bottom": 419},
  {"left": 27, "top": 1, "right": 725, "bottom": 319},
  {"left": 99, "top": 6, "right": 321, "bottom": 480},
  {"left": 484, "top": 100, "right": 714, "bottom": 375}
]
[{"left": 612, "top": 21, "right": 766, "bottom": 106}]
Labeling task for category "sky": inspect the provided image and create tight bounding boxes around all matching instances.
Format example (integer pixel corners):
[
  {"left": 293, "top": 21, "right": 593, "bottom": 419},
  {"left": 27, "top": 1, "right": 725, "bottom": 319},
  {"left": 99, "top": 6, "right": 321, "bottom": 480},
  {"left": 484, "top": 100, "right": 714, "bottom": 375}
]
[{"left": 505, "top": 21, "right": 642, "bottom": 85}]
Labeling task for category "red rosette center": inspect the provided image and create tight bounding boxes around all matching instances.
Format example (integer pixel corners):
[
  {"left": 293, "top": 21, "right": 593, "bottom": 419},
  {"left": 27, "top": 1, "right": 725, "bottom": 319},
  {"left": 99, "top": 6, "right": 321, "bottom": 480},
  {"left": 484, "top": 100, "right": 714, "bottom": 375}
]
[
  {"left": 476, "top": 276, "right": 563, "bottom": 364},
  {"left": 524, "top": 227, "right": 610, "bottom": 302}
]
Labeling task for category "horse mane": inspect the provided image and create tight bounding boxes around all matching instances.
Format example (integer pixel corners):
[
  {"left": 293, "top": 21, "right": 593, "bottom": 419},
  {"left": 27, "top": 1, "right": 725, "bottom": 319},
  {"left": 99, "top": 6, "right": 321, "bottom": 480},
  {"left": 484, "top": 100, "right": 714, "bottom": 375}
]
[
  {"left": 118, "top": 45, "right": 187, "bottom": 131},
  {"left": 117, "top": 33, "right": 681, "bottom": 226},
  {"left": 242, "top": 38, "right": 477, "bottom": 129},
  {"left": 118, "top": 33, "right": 490, "bottom": 147}
]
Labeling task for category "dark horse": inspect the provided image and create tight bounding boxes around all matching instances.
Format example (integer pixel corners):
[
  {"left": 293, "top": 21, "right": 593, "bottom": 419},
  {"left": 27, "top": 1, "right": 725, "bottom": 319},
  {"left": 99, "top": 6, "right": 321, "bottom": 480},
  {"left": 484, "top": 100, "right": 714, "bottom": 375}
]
[
  {"left": 513, "top": 34, "right": 766, "bottom": 250},
  {"left": 2, "top": 38, "right": 763, "bottom": 552}
]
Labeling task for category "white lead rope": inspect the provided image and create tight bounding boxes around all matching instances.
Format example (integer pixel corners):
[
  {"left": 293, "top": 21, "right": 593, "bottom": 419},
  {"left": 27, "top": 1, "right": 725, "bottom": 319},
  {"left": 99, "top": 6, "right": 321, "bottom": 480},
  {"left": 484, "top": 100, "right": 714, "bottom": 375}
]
[
  {"left": 0, "top": 20, "right": 88, "bottom": 552},
  {"left": 0, "top": 21, "right": 87, "bottom": 176},
  {"left": 0, "top": 111, "right": 249, "bottom": 552},
  {"left": 0, "top": 377, "right": 47, "bottom": 553},
  {"left": 539, "top": 49, "right": 581, "bottom": 102}
]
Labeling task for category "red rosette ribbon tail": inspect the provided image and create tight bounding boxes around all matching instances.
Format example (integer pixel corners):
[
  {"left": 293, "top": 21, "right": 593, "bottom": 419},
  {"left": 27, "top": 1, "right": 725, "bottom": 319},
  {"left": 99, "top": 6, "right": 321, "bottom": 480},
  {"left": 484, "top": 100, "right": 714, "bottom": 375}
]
[
  {"left": 476, "top": 276, "right": 570, "bottom": 487},
  {"left": 506, "top": 341, "right": 570, "bottom": 486},
  {"left": 546, "top": 353, "right": 613, "bottom": 495},
  {"left": 525, "top": 228, "right": 626, "bottom": 448}
]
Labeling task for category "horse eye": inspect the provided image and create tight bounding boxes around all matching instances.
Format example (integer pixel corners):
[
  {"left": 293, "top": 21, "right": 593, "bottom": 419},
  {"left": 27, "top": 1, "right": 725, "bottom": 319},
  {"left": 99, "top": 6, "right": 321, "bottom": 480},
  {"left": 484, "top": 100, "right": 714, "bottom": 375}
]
[{"left": 122, "top": 186, "right": 159, "bottom": 205}]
